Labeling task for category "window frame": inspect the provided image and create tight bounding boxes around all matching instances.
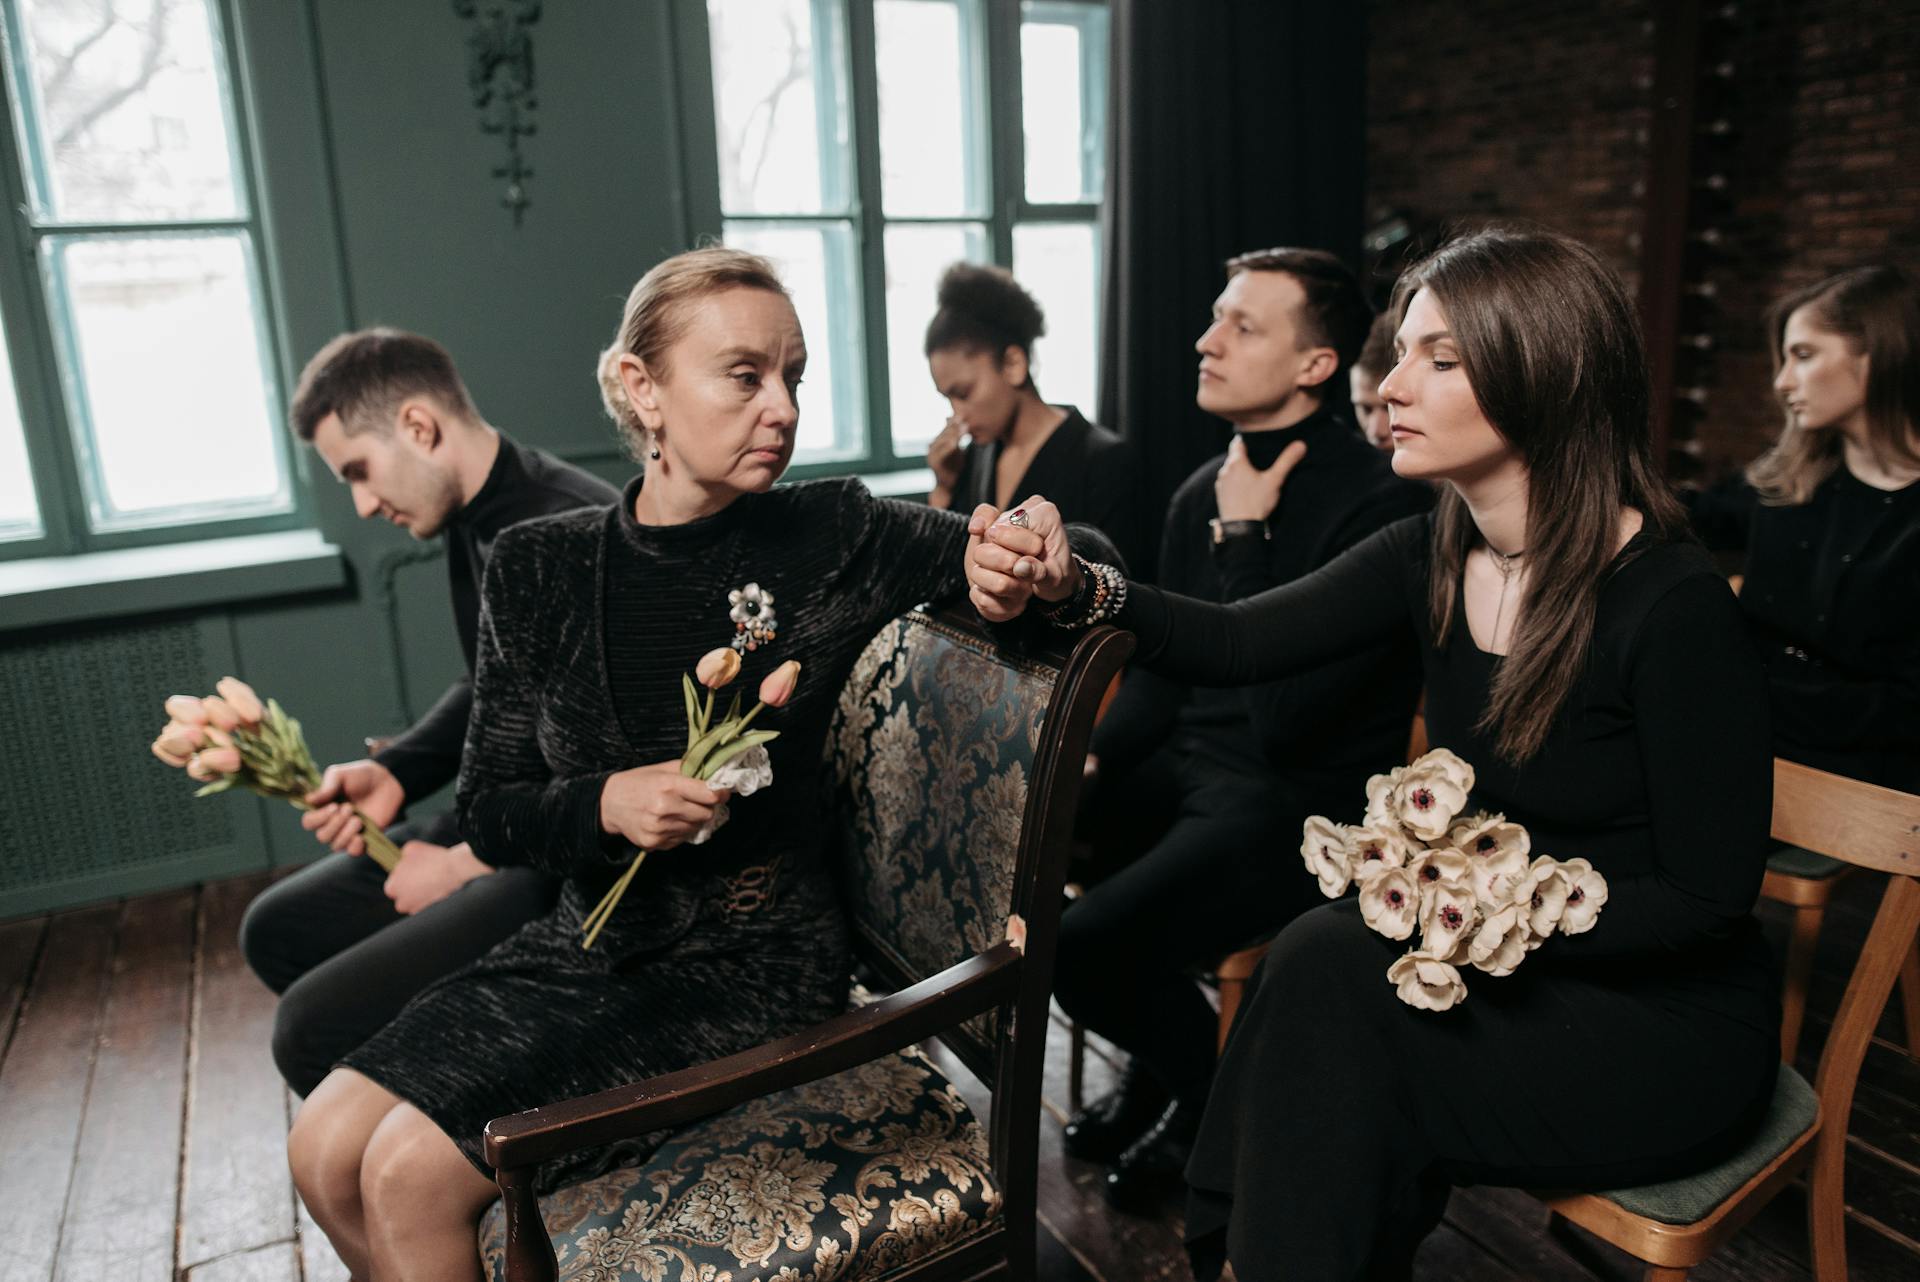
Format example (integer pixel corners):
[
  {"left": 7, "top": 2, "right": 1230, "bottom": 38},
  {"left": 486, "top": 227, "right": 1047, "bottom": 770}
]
[
  {"left": 684, "top": 0, "right": 1109, "bottom": 484},
  {"left": 0, "top": 0, "right": 307, "bottom": 563}
]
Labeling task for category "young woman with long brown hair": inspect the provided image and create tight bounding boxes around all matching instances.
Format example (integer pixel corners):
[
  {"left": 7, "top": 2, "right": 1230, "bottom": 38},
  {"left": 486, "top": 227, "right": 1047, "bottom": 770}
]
[
  {"left": 1692, "top": 264, "right": 1920, "bottom": 793},
  {"left": 964, "top": 227, "right": 1778, "bottom": 1279}
]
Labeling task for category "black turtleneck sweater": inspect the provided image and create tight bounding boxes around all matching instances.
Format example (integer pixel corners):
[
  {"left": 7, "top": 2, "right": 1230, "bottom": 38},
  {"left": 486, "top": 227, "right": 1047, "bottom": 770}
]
[
  {"left": 1091, "top": 405, "right": 1431, "bottom": 811},
  {"left": 372, "top": 434, "right": 618, "bottom": 840}
]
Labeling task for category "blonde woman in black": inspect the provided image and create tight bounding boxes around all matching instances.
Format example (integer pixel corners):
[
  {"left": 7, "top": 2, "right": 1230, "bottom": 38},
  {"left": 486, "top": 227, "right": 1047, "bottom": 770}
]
[{"left": 964, "top": 228, "right": 1778, "bottom": 1280}]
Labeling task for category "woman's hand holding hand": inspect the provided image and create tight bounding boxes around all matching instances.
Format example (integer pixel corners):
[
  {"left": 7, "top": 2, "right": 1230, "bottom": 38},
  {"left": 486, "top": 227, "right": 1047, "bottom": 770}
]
[
  {"left": 598, "top": 761, "right": 731, "bottom": 851},
  {"left": 965, "top": 496, "right": 1079, "bottom": 622}
]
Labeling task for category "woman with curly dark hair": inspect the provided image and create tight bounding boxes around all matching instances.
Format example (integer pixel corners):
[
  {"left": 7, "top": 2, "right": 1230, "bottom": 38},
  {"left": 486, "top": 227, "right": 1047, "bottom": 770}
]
[{"left": 923, "top": 261, "right": 1141, "bottom": 567}]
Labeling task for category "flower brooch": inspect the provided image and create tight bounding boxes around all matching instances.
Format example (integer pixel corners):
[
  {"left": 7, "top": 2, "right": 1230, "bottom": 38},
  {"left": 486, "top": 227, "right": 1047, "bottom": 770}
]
[{"left": 728, "top": 582, "right": 779, "bottom": 653}]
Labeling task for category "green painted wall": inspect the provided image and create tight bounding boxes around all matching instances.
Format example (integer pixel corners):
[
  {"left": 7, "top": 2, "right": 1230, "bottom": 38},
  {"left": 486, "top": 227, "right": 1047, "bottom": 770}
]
[{"left": 0, "top": 0, "right": 720, "bottom": 915}]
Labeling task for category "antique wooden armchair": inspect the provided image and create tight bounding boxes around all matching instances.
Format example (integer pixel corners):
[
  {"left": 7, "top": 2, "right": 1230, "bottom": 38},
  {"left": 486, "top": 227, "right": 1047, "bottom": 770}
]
[{"left": 477, "top": 602, "right": 1133, "bottom": 1281}]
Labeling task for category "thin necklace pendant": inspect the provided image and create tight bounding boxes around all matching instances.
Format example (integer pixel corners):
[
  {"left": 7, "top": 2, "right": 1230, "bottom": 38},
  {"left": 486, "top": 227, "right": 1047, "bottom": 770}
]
[{"left": 1486, "top": 545, "right": 1524, "bottom": 652}]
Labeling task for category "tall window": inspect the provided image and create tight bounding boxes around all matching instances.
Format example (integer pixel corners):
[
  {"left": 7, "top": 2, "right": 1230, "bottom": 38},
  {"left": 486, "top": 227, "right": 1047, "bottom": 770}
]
[
  {"left": 0, "top": 0, "right": 295, "bottom": 559},
  {"left": 704, "top": 0, "right": 1108, "bottom": 477}
]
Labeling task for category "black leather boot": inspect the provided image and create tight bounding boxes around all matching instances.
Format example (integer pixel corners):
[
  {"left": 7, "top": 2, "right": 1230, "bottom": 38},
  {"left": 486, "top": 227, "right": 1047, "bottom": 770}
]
[
  {"left": 1061, "top": 1067, "right": 1170, "bottom": 1162},
  {"left": 1102, "top": 1098, "right": 1202, "bottom": 1213}
]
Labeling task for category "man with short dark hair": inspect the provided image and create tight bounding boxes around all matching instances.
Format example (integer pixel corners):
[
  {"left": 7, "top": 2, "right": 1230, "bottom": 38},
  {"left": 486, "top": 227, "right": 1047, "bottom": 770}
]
[
  {"left": 1058, "top": 249, "right": 1431, "bottom": 1207},
  {"left": 241, "top": 328, "right": 619, "bottom": 1095}
]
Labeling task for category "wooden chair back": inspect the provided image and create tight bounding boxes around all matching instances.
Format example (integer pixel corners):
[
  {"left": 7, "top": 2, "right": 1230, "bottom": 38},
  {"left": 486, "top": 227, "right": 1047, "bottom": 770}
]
[{"left": 1543, "top": 760, "right": 1920, "bottom": 1281}]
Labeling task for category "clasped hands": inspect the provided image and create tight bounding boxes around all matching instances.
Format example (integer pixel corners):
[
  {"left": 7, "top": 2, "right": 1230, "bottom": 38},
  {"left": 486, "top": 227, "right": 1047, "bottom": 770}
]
[{"left": 963, "top": 495, "right": 1079, "bottom": 622}]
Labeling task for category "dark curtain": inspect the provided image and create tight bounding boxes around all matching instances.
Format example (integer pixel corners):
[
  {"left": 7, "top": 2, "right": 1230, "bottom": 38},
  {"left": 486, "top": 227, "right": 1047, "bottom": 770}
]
[{"left": 1097, "top": 1, "right": 1369, "bottom": 579}]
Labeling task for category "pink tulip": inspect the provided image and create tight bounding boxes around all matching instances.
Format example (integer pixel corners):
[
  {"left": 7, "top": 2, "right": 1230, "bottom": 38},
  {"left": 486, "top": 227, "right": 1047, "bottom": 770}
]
[
  {"left": 203, "top": 725, "right": 232, "bottom": 748},
  {"left": 196, "top": 746, "right": 242, "bottom": 775},
  {"left": 201, "top": 696, "right": 242, "bottom": 732},
  {"left": 758, "top": 659, "right": 802, "bottom": 708},
  {"left": 165, "top": 694, "right": 209, "bottom": 725},
  {"left": 151, "top": 734, "right": 192, "bottom": 768},
  {"left": 215, "top": 677, "right": 265, "bottom": 726},
  {"left": 695, "top": 647, "right": 742, "bottom": 690},
  {"left": 186, "top": 754, "right": 219, "bottom": 782},
  {"left": 165, "top": 720, "right": 209, "bottom": 751}
]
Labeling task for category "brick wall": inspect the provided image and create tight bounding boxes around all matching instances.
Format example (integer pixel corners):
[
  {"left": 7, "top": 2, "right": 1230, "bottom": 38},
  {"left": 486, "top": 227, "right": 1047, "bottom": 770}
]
[{"left": 1366, "top": 0, "right": 1920, "bottom": 480}]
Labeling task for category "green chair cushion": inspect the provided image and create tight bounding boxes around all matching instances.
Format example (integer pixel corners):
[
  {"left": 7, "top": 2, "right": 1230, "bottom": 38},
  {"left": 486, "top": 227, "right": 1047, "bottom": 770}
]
[
  {"left": 478, "top": 1048, "right": 1001, "bottom": 1280},
  {"left": 1596, "top": 1064, "right": 1817, "bottom": 1224},
  {"left": 1767, "top": 843, "right": 1846, "bottom": 879}
]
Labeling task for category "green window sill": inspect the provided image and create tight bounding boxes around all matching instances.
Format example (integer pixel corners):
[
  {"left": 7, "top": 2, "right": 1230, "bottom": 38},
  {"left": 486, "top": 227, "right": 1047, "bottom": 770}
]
[{"left": 0, "top": 529, "right": 347, "bottom": 633}]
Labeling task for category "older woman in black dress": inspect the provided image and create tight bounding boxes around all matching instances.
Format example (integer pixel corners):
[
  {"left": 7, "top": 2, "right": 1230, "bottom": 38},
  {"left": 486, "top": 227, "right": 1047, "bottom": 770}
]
[
  {"left": 1689, "top": 265, "right": 1920, "bottom": 794},
  {"left": 283, "top": 248, "right": 1025, "bottom": 1279},
  {"left": 966, "top": 228, "right": 1779, "bottom": 1278}
]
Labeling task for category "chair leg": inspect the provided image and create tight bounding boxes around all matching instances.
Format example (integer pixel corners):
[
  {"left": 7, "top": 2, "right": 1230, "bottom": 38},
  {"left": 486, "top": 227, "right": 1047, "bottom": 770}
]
[
  {"left": 1780, "top": 902, "right": 1825, "bottom": 1063},
  {"left": 1067, "top": 1020, "right": 1085, "bottom": 1112},
  {"left": 1898, "top": 933, "right": 1920, "bottom": 1062}
]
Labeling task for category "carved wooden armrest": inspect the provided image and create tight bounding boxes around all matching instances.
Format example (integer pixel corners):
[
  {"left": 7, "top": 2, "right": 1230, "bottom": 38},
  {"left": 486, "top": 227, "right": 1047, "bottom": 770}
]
[{"left": 482, "top": 940, "right": 1024, "bottom": 1172}]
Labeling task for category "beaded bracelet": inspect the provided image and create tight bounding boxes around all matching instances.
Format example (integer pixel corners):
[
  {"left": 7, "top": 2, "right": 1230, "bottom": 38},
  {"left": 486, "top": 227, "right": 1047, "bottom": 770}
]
[{"left": 1039, "top": 554, "right": 1128, "bottom": 629}]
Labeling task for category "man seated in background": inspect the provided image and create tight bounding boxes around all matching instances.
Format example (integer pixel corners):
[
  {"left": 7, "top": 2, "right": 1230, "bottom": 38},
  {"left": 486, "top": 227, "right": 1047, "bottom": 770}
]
[
  {"left": 1060, "top": 249, "right": 1431, "bottom": 1209},
  {"left": 239, "top": 328, "right": 618, "bottom": 1095}
]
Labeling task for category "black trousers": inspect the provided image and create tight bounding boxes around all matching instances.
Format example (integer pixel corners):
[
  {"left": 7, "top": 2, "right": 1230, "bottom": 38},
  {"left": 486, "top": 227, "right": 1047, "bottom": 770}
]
[
  {"left": 1059, "top": 748, "right": 1323, "bottom": 1108},
  {"left": 237, "top": 826, "right": 560, "bottom": 1096}
]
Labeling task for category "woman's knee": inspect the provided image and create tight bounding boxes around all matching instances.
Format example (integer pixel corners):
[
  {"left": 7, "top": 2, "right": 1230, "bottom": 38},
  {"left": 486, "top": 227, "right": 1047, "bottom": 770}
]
[
  {"left": 288, "top": 1070, "right": 395, "bottom": 1208},
  {"left": 359, "top": 1107, "right": 492, "bottom": 1223}
]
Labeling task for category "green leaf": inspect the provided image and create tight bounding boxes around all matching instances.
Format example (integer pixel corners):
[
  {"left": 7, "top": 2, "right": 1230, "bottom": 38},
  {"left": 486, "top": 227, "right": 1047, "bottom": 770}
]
[
  {"left": 682, "top": 674, "right": 699, "bottom": 750},
  {"left": 681, "top": 716, "right": 747, "bottom": 777},
  {"left": 194, "top": 777, "right": 237, "bottom": 797},
  {"left": 699, "top": 730, "right": 780, "bottom": 778}
]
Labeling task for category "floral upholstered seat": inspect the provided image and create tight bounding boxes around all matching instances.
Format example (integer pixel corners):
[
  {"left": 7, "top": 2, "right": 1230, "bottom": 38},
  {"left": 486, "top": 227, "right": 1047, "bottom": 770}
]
[{"left": 478, "top": 1049, "right": 999, "bottom": 1281}]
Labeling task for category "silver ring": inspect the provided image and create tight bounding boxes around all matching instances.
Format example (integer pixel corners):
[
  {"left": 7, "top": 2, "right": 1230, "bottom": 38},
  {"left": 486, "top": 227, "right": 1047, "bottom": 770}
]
[{"left": 1008, "top": 509, "right": 1029, "bottom": 528}]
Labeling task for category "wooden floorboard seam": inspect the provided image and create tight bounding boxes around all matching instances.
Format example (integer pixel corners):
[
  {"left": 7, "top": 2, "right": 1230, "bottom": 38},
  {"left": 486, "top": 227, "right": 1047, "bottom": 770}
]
[
  {"left": 50, "top": 906, "right": 120, "bottom": 1282},
  {"left": 1848, "top": 1132, "right": 1920, "bottom": 1182},
  {"left": 175, "top": 884, "right": 209, "bottom": 1282},
  {"left": 0, "top": 917, "right": 49, "bottom": 1066},
  {"left": 1036, "top": 1208, "right": 1108, "bottom": 1282}
]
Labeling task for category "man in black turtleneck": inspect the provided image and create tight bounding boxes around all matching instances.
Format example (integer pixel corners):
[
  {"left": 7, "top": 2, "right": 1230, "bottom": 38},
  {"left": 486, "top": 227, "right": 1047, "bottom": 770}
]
[
  {"left": 238, "top": 328, "right": 618, "bottom": 1096},
  {"left": 1060, "top": 249, "right": 1431, "bottom": 1208}
]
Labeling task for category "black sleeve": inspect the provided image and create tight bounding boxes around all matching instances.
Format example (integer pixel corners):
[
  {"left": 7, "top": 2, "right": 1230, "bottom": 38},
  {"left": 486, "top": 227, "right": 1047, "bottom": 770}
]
[
  {"left": 837, "top": 483, "right": 974, "bottom": 617},
  {"left": 1681, "top": 477, "right": 1757, "bottom": 553},
  {"left": 1767, "top": 664, "right": 1920, "bottom": 754},
  {"left": 1552, "top": 574, "right": 1773, "bottom": 961},
  {"left": 1115, "top": 517, "right": 1422, "bottom": 687},
  {"left": 1214, "top": 486, "right": 1432, "bottom": 761},
  {"left": 371, "top": 677, "right": 471, "bottom": 804},
  {"left": 454, "top": 529, "right": 622, "bottom": 876}
]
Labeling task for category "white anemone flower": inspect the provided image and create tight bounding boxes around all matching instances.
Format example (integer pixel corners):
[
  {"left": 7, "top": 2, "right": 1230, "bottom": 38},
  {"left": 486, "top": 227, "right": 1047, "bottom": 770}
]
[
  {"left": 1418, "top": 878, "right": 1480, "bottom": 960},
  {"left": 1557, "top": 858, "right": 1610, "bottom": 934},
  {"left": 1357, "top": 865, "right": 1420, "bottom": 941},
  {"left": 1467, "top": 904, "right": 1531, "bottom": 976},
  {"left": 1300, "top": 815, "right": 1355, "bottom": 899},
  {"left": 1387, "top": 950, "right": 1468, "bottom": 1012},
  {"left": 1517, "top": 855, "right": 1571, "bottom": 937}
]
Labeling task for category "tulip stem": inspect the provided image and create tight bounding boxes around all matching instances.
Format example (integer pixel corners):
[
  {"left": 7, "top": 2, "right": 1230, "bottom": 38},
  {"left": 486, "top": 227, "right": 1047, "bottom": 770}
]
[{"left": 582, "top": 849, "right": 648, "bottom": 949}]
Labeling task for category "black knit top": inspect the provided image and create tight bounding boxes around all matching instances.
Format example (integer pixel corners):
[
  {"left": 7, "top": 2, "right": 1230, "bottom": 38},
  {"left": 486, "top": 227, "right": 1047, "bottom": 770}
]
[
  {"left": 1114, "top": 515, "right": 1774, "bottom": 1012},
  {"left": 454, "top": 475, "right": 971, "bottom": 959}
]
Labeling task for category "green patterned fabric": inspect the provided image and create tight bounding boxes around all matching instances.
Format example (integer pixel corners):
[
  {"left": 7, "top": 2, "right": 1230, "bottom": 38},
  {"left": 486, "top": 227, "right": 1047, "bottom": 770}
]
[
  {"left": 825, "top": 613, "right": 1055, "bottom": 1045},
  {"left": 1595, "top": 1064, "right": 1818, "bottom": 1224},
  {"left": 478, "top": 1050, "right": 1000, "bottom": 1280},
  {"left": 1767, "top": 843, "right": 1847, "bottom": 880}
]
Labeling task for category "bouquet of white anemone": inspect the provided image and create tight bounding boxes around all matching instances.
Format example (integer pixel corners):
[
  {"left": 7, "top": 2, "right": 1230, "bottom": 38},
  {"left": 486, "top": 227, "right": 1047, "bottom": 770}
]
[{"left": 1302, "top": 747, "right": 1609, "bottom": 1011}]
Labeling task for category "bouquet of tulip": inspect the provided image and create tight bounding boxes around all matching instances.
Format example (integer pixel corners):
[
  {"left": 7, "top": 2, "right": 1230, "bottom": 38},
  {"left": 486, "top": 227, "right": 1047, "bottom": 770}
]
[
  {"left": 150, "top": 677, "right": 403, "bottom": 873},
  {"left": 581, "top": 650, "right": 802, "bottom": 949},
  {"left": 1301, "top": 747, "right": 1609, "bottom": 1011}
]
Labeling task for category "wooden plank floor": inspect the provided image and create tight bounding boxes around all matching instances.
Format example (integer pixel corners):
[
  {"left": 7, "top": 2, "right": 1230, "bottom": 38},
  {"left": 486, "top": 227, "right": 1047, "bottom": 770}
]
[{"left": 0, "top": 868, "right": 1915, "bottom": 1280}]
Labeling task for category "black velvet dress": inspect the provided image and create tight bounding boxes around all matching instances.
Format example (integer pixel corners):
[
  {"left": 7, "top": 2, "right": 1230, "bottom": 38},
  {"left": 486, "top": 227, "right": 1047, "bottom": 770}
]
[
  {"left": 1101, "top": 515, "right": 1780, "bottom": 1280},
  {"left": 340, "top": 476, "right": 971, "bottom": 1189}
]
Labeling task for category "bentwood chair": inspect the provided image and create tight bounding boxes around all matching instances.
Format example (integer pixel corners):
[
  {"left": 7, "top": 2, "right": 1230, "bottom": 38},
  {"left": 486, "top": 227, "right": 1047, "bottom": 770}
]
[
  {"left": 477, "top": 602, "right": 1133, "bottom": 1282},
  {"left": 1538, "top": 760, "right": 1920, "bottom": 1282}
]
